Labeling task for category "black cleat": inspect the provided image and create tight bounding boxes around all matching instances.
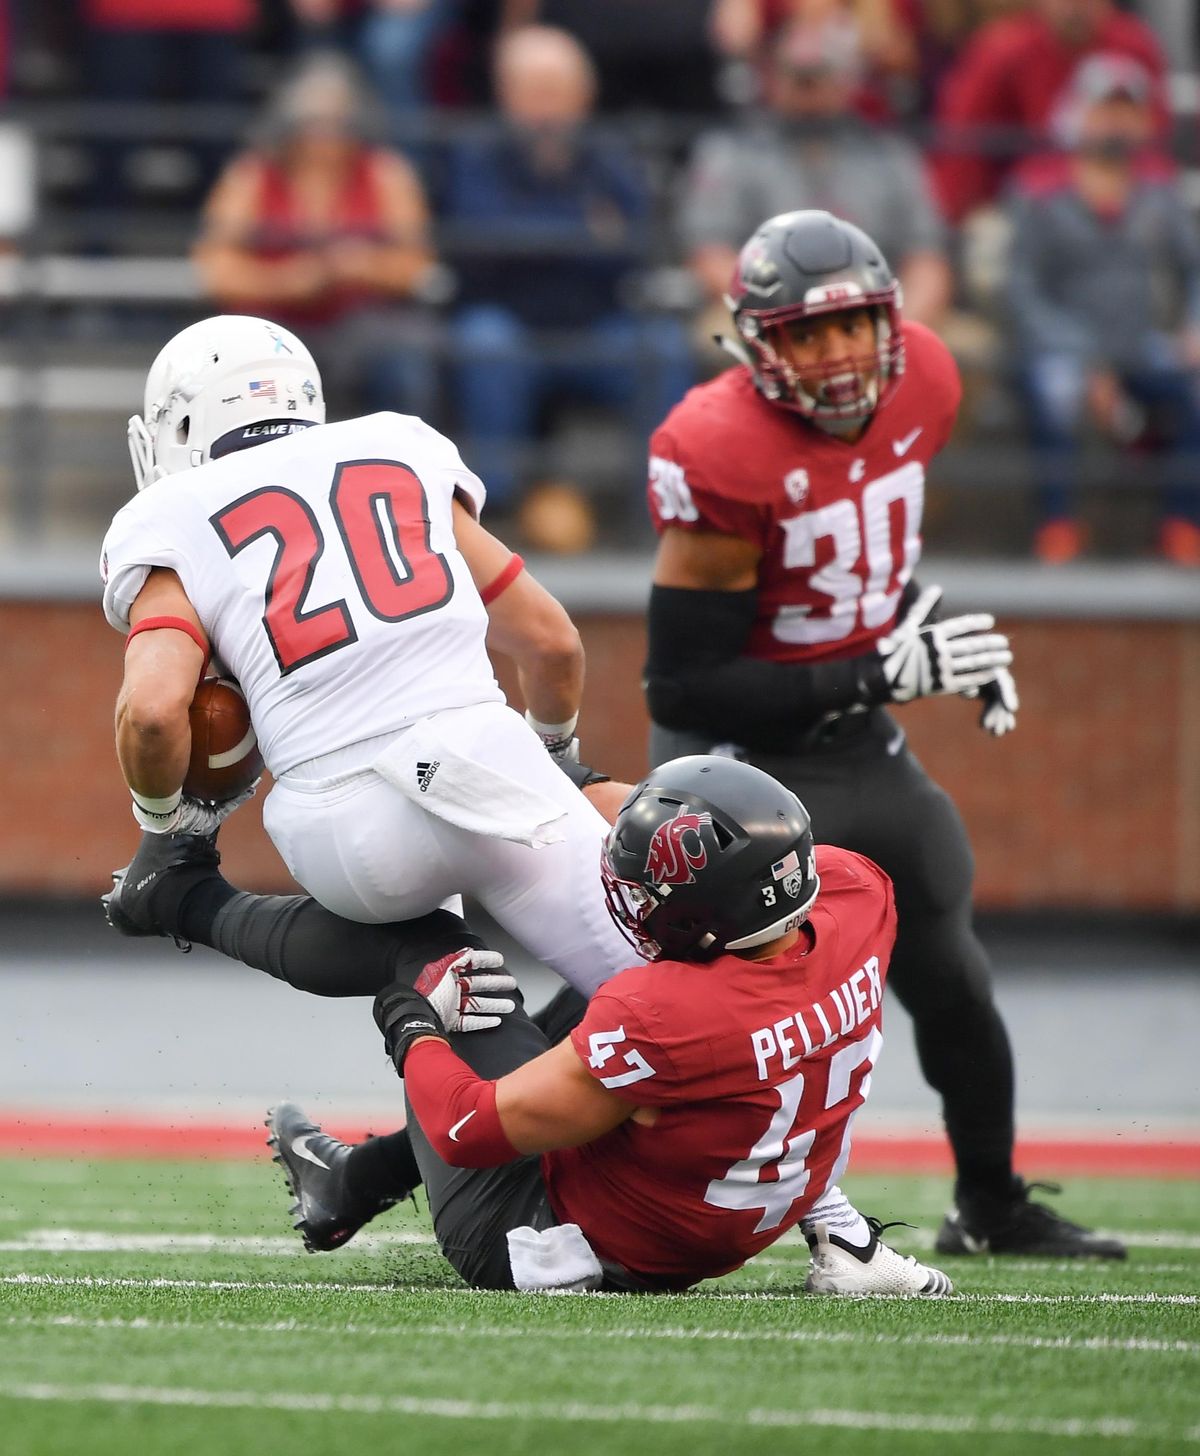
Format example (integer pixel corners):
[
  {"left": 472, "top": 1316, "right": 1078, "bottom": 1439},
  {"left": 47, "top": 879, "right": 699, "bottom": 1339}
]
[
  {"left": 936, "top": 1178, "right": 1127, "bottom": 1259},
  {"left": 266, "top": 1102, "right": 403, "bottom": 1253},
  {"left": 101, "top": 829, "right": 221, "bottom": 950}
]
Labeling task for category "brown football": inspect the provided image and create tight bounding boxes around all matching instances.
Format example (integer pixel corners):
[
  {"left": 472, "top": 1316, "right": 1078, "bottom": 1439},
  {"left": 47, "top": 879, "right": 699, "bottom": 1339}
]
[{"left": 184, "top": 677, "right": 263, "bottom": 802}]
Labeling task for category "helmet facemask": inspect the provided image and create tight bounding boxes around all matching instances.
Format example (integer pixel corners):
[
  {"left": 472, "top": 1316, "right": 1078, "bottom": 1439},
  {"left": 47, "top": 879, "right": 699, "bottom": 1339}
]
[{"left": 734, "top": 289, "right": 904, "bottom": 431}]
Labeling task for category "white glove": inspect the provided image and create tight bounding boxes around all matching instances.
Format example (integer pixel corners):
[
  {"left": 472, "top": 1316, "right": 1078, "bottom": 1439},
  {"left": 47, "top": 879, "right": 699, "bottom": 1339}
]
[
  {"left": 878, "top": 586, "right": 1012, "bottom": 703},
  {"left": 971, "top": 668, "right": 1020, "bottom": 736},
  {"left": 131, "top": 781, "right": 259, "bottom": 835},
  {"left": 525, "top": 710, "right": 581, "bottom": 763},
  {"left": 413, "top": 948, "right": 518, "bottom": 1033}
]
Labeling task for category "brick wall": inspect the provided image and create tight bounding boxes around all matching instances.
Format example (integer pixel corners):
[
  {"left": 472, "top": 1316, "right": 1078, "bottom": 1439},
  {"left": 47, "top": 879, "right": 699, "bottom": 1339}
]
[{"left": 1, "top": 603, "right": 1196, "bottom": 910}]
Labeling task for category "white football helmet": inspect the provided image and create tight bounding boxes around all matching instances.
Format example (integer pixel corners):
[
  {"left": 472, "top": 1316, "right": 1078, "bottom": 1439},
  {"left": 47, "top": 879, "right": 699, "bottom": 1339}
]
[{"left": 128, "top": 315, "right": 325, "bottom": 491}]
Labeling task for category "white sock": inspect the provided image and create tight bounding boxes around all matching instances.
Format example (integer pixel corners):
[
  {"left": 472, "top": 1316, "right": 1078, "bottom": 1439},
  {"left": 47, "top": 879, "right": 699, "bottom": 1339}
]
[{"left": 803, "top": 1185, "right": 871, "bottom": 1249}]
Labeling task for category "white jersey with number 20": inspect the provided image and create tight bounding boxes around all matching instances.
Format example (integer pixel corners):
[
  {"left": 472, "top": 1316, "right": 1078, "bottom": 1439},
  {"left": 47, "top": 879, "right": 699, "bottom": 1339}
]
[{"left": 100, "top": 412, "right": 504, "bottom": 777}]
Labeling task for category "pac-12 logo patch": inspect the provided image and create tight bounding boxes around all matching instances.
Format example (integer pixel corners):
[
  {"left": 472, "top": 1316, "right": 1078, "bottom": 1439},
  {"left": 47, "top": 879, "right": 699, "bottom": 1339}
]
[{"left": 646, "top": 809, "right": 713, "bottom": 886}]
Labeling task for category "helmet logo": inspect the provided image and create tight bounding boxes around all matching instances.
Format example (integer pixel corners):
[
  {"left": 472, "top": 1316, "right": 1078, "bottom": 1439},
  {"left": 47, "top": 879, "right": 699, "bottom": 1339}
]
[
  {"left": 772, "top": 849, "right": 809, "bottom": 900},
  {"left": 804, "top": 281, "right": 864, "bottom": 308},
  {"left": 738, "top": 242, "right": 782, "bottom": 299},
  {"left": 302, "top": 378, "right": 317, "bottom": 405},
  {"left": 646, "top": 809, "right": 713, "bottom": 886},
  {"left": 267, "top": 326, "right": 293, "bottom": 355}
]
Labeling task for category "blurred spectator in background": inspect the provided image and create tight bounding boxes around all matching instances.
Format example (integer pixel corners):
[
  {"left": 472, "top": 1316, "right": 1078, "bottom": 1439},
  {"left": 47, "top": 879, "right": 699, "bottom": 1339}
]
[
  {"left": 194, "top": 52, "right": 440, "bottom": 421},
  {"left": 272, "top": 2, "right": 463, "bottom": 111},
  {"left": 709, "top": 0, "right": 921, "bottom": 119},
  {"left": 447, "top": 26, "right": 693, "bottom": 549},
  {"left": 280, "top": 0, "right": 363, "bottom": 51},
  {"left": 1005, "top": 56, "right": 1200, "bottom": 566},
  {"left": 499, "top": 0, "right": 719, "bottom": 113},
  {"left": 682, "top": 18, "right": 951, "bottom": 332},
  {"left": 933, "top": 0, "right": 1168, "bottom": 226},
  {"left": 358, "top": 0, "right": 464, "bottom": 113},
  {"left": 82, "top": 0, "right": 259, "bottom": 225}
]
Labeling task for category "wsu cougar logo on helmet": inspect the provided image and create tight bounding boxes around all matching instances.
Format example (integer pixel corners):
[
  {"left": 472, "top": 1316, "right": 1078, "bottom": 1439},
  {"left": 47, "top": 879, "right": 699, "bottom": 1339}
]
[{"left": 646, "top": 809, "right": 713, "bottom": 886}]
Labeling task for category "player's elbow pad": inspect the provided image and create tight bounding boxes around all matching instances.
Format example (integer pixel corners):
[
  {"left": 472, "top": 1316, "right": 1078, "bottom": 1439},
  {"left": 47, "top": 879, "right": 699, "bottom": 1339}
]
[{"left": 403, "top": 1040, "right": 520, "bottom": 1168}]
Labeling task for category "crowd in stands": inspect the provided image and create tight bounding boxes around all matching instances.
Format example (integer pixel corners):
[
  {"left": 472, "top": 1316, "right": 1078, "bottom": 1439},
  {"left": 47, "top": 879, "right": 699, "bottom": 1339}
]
[{"left": 4, "top": 0, "right": 1200, "bottom": 561}]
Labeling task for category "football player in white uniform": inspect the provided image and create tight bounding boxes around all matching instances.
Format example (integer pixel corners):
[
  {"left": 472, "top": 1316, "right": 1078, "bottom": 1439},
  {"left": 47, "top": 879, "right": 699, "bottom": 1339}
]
[{"left": 101, "top": 314, "right": 636, "bottom": 997}]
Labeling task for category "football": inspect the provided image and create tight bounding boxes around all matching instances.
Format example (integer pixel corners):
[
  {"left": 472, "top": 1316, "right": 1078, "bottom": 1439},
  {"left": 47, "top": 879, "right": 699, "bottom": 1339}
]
[{"left": 184, "top": 677, "right": 263, "bottom": 802}]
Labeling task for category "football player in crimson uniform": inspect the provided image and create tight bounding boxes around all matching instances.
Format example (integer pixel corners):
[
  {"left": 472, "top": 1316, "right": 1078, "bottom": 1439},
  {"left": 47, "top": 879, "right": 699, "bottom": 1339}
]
[
  {"left": 640, "top": 210, "right": 1124, "bottom": 1259},
  {"left": 107, "top": 755, "right": 953, "bottom": 1295}
]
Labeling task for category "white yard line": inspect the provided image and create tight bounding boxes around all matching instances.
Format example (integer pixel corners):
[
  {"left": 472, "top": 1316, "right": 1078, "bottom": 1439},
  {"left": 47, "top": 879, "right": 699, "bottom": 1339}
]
[
  {"left": 2, "top": 1273, "right": 1197, "bottom": 1305},
  {"left": 5, "top": 1312, "right": 1196, "bottom": 1357},
  {"left": 2, "top": 1226, "right": 1199, "bottom": 1260},
  {"left": 0, "top": 1381, "right": 1195, "bottom": 1442}
]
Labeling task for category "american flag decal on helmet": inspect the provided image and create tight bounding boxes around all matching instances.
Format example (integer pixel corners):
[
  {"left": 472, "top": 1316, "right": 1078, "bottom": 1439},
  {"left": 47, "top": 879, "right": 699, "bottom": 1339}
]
[{"left": 646, "top": 809, "right": 713, "bottom": 886}]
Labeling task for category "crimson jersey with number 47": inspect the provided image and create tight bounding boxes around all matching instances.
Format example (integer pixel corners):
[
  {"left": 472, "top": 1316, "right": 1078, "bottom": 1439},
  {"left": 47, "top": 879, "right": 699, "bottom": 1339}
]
[
  {"left": 542, "top": 845, "right": 895, "bottom": 1289},
  {"left": 647, "top": 322, "right": 961, "bottom": 664},
  {"left": 100, "top": 412, "right": 504, "bottom": 777}
]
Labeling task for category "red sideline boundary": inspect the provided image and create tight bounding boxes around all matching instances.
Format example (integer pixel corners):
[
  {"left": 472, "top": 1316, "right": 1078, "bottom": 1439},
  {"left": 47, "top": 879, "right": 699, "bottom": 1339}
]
[{"left": 0, "top": 1114, "right": 1197, "bottom": 1177}]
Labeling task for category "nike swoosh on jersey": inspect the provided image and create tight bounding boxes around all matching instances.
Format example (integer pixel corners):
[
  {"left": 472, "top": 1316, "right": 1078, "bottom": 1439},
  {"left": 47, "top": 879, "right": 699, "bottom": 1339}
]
[
  {"left": 291, "top": 1135, "right": 330, "bottom": 1171},
  {"left": 892, "top": 427, "right": 923, "bottom": 456},
  {"left": 886, "top": 728, "right": 906, "bottom": 756},
  {"left": 448, "top": 1111, "right": 477, "bottom": 1143}
]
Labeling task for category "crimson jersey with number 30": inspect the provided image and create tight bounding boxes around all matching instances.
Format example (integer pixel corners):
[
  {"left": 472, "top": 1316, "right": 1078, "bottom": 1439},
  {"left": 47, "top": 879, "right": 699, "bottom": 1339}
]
[
  {"left": 647, "top": 322, "right": 961, "bottom": 664},
  {"left": 101, "top": 412, "right": 504, "bottom": 776},
  {"left": 542, "top": 845, "right": 895, "bottom": 1288}
]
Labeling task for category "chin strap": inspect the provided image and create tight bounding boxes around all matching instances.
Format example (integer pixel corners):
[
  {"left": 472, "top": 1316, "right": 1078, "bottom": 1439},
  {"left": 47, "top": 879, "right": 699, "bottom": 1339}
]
[{"left": 713, "top": 332, "right": 754, "bottom": 369}]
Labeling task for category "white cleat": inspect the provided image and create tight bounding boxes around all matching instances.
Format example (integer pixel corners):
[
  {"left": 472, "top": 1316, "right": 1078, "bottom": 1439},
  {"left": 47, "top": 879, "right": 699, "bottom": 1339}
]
[{"left": 804, "top": 1219, "right": 954, "bottom": 1297}]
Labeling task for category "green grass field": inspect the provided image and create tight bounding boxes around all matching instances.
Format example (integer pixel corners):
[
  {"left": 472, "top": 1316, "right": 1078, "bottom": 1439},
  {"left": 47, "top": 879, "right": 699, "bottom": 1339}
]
[{"left": 0, "top": 1158, "right": 1196, "bottom": 1456}]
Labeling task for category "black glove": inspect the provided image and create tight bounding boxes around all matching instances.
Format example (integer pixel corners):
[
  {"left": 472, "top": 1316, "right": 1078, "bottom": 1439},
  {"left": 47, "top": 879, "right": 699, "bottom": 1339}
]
[
  {"left": 558, "top": 757, "right": 612, "bottom": 790},
  {"left": 374, "top": 983, "right": 447, "bottom": 1074}
]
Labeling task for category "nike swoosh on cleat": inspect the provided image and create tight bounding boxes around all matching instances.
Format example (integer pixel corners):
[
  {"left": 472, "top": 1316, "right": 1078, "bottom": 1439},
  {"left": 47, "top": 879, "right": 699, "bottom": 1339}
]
[
  {"left": 448, "top": 1111, "right": 476, "bottom": 1143},
  {"left": 291, "top": 1135, "right": 330, "bottom": 1171}
]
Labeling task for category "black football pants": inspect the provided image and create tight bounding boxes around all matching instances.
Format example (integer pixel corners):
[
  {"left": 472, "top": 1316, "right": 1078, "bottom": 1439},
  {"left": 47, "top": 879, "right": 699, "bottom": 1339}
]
[{"left": 651, "top": 709, "right": 1017, "bottom": 1198}]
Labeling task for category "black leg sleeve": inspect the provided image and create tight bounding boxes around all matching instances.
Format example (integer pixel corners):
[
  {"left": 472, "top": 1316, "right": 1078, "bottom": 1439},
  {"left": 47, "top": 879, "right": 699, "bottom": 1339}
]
[
  {"left": 876, "top": 778, "right": 1017, "bottom": 1200},
  {"left": 176, "top": 873, "right": 485, "bottom": 998}
]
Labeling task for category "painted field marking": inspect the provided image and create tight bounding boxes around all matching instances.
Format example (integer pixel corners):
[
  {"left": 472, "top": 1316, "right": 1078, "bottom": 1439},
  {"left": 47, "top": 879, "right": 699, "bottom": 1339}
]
[
  {"left": 0, "top": 1382, "right": 1196, "bottom": 1442},
  {"left": 2, "top": 1274, "right": 1197, "bottom": 1305},
  {"left": 2, "top": 1225, "right": 1200, "bottom": 1258},
  {"left": 5, "top": 1313, "right": 1197, "bottom": 1357}
]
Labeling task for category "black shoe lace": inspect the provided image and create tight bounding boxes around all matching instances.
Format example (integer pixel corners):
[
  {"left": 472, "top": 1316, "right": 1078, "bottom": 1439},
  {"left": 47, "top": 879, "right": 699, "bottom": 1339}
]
[
  {"left": 1020, "top": 1180, "right": 1063, "bottom": 1200},
  {"left": 864, "top": 1216, "right": 915, "bottom": 1239}
]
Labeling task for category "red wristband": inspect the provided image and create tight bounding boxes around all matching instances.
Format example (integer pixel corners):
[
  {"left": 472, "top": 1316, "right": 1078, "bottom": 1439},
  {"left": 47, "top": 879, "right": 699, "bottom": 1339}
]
[
  {"left": 126, "top": 616, "right": 211, "bottom": 678},
  {"left": 404, "top": 1039, "right": 520, "bottom": 1168},
  {"left": 480, "top": 554, "right": 525, "bottom": 606}
]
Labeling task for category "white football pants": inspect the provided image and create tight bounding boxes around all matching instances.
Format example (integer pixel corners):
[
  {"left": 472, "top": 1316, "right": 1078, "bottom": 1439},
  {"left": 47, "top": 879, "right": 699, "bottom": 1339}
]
[{"left": 263, "top": 701, "right": 638, "bottom": 998}]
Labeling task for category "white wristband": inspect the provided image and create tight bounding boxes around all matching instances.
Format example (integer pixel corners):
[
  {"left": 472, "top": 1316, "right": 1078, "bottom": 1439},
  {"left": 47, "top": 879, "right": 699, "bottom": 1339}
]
[{"left": 524, "top": 711, "right": 579, "bottom": 741}]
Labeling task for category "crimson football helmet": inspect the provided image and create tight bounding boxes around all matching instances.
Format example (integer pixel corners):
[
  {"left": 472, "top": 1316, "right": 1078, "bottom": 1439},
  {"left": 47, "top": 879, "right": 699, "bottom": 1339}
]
[
  {"left": 601, "top": 755, "right": 820, "bottom": 963},
  {"left": 725, "top": 209, "right": 904, "bottom": 428}
]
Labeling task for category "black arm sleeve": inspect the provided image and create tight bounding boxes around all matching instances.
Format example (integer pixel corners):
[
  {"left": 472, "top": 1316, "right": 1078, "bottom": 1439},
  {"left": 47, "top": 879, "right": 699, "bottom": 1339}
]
[{"left": 643, "top": 584, "right": 891, "bottom": 742}]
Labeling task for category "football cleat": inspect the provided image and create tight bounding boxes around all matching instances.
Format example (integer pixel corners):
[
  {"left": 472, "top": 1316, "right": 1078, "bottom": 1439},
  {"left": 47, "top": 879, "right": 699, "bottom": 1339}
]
[
  {"left": 804, "top": 1218, "right": 953, "bottom": 1296},
  {"left": 935, "top": 1178, "right": 1127, "bottom": 1259},
  {"left": 266, "top": 1102, "right": 404, "bottom": 1253},
  {"left": 101, "top": 829, "right": 221, "bottom": 951}
]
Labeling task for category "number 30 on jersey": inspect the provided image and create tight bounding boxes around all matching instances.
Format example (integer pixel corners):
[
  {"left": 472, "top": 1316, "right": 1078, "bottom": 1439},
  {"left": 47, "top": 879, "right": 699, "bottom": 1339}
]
[{"left": 775, "top": 461, "right": 923, "bottom": 647}]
